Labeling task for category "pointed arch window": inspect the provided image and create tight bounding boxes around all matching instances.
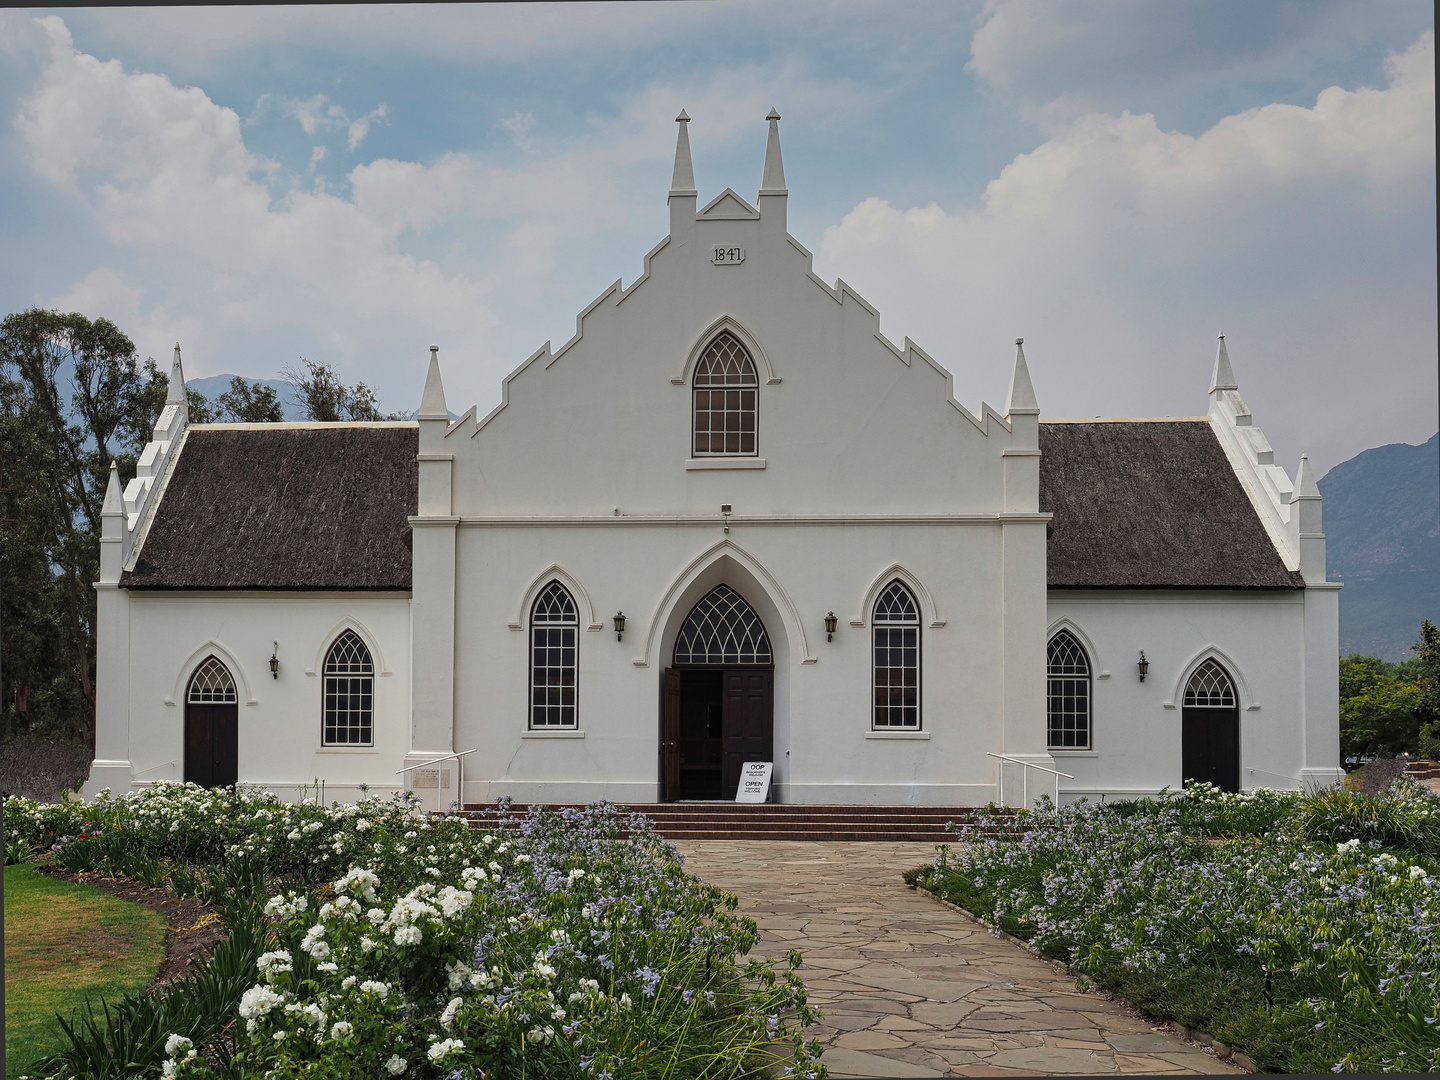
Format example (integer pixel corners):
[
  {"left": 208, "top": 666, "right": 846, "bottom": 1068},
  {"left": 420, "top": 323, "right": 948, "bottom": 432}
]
[
  {"left": 531, "top": 581, "right": 578, "bottom": 728},
  {"left": 1047, "top": 631, "right": 1091, "bottom": 749},
  {"left": 1184, "top": 660, "right": 1236, "bottom": 707},
  {"left": 324, "top": 631, "right": 374, "bottom": 745},
  {"left": 692, "top": 332, "right": 758, "bottom": 456},
  {"left": 873, "top": 581, "right": 920, "bottom": 729},
  {"left": 673, "top": 585, "right": 772, "bottom": 666},
  {"left": 188, "top": 657, "right": 237, "bottom": 703}
]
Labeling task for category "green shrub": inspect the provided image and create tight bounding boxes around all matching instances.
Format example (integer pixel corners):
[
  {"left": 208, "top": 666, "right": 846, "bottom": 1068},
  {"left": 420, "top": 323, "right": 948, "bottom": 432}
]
[{"left": 1295, "top": 781, "right": 1440, "bottom": 855}]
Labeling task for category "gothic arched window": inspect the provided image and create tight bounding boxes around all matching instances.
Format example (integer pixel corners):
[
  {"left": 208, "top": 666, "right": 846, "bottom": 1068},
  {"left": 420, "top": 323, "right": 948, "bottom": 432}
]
[
  {"left": 530, "top": 581, "right": 578, "bottom": 728},
  {"left": 1047, "top": 631, "right": 1091, "bottom": 749},
  {"left": 1184, "top": 659, "right": 1236, "bottom": 707},
  {"left": 692, "top": 332, "right": 758, "bottom": 456},
  {"left": 324, "top": 631, "right": 374, "bottom": 745},
  {"left": 673, "top": 585, "right": 772, "bottom": 666},
  {"left": 873, "top": 581, "right": 920, "bottom": 729},
  {"left": 188, "top": 656, "right": 237, "bottom": 703}
]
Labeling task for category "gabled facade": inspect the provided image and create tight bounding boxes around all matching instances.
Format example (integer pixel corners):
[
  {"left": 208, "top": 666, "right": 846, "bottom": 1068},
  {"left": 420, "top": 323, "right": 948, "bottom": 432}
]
[{"left": 85, "top": 112, "right": 1344, "bottom": 807}]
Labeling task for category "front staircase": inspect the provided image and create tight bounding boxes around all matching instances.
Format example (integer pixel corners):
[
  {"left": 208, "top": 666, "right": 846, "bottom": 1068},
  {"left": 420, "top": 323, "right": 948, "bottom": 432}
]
[{"left": 446, "top": 802, "right": 1013, "bottom": 842}]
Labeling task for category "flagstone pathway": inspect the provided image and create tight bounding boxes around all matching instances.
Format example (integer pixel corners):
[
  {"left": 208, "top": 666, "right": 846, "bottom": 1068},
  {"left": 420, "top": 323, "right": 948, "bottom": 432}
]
[{"left": 674, "top": 841, "right": 1245, "bottom": 1078}]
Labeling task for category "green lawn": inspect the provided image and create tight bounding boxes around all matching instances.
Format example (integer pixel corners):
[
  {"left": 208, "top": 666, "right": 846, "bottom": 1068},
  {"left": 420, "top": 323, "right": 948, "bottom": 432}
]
[{"left": 4, "top": 865, "right": 168, "bottom": 1078}]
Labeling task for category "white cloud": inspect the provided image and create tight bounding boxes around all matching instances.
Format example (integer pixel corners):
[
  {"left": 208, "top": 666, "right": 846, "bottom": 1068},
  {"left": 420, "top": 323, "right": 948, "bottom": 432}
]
[
  {"left": 14, "top": 16, "right": 496, "bottom": 395},
  {"left": 347, "top": 104, "right": 388, "bottom": 151},
  {"left": 818, "top": 31, "right": 1436, "bottom": 472}
]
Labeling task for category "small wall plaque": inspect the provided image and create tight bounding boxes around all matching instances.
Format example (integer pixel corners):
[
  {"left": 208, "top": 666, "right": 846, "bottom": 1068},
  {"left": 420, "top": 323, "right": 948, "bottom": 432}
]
[
  {"left": 710, "top": 246, "right": 745, "bottom": 265},
  {"left": 735, "top": 761, "right": 772, "bottom": 803}
]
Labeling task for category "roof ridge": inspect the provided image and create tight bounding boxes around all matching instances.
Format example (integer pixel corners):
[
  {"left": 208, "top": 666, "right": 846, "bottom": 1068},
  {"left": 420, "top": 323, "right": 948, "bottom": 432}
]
[{"left": 1040, "top": 416, "right": 1210, "bottom": 424}]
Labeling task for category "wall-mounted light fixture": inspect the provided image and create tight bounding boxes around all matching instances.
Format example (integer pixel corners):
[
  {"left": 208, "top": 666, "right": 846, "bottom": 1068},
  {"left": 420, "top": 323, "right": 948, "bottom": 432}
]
[
  {"left": 1137, "top": 650, "right": 1149, "bottom": 683},
  {"left": 721, "top": 503, "right": 732, "bottom": 534},
  {"left": 613, "top": 612, "right": 627, "bottom": 641},
  {"left": 270, "top": 642, "right": 280, "bottom": 679},
  {"left": 824, "top": 612, "right": 838, "bottom": 642}
]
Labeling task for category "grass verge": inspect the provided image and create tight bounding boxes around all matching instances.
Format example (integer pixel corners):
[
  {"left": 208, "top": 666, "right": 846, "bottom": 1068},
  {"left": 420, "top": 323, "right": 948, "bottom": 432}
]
[{"left": 3, "top": 864, "right": 168, "bottom": 1078}]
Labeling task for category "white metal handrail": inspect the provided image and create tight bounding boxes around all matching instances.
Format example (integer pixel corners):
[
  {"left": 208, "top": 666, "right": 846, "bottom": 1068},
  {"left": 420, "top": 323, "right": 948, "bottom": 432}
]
[
  {"left": 396, "top": 748, "right": 478, "bottom": 811},
  {"left": 987, "top": 751, "right": 1075, "bottom": 808}
]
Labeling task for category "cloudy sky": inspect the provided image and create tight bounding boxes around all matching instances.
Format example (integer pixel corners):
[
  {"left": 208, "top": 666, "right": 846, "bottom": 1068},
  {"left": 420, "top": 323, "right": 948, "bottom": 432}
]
[{"left": 0, "top": 1, "right": 1433, "bottom": 473}]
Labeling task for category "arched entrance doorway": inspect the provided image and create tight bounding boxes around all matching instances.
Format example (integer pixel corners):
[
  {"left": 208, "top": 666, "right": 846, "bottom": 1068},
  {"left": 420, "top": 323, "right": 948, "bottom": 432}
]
[
  {"left": 1181, "top": 659, "right": 1240, "bottom": 792},
  {"left": 662, "top": 585, "right": 774, "bottom": 801},
  {"left": 184, "top": 656, "right": 238, "bottom": 788}
]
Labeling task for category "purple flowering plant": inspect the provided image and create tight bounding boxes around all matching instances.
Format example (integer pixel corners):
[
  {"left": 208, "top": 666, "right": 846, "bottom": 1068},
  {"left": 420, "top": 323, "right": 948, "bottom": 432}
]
[{"left": 911, "top": 782, "right": 1440, "bottom": 1074}]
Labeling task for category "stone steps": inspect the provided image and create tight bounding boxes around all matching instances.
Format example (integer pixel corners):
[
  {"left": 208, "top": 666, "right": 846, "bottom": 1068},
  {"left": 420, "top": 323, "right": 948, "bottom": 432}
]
[{"left": 440, "top": 802, "right": 1012, "bottom": 841}]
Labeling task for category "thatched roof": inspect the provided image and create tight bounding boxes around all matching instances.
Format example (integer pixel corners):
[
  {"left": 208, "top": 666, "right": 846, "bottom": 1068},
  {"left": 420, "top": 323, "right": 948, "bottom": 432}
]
[
  {"left": 122, "top": 425, "right": 417, "bottom": 591},
  {"left": 1040, "top": 419, "right": 1303, "bottom": 589}
]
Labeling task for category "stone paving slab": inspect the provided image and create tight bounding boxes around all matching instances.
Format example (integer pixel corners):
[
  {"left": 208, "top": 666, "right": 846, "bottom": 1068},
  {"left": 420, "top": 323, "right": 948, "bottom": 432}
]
[{"left": 675, "top": 841, "right": 1245, "bottom": 1078}]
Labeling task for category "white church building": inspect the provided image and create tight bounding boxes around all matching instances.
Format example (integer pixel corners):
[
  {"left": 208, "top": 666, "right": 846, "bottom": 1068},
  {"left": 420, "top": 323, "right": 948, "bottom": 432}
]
[{"left": 85, "top": 113, "right": 1344, "bottom": 808}]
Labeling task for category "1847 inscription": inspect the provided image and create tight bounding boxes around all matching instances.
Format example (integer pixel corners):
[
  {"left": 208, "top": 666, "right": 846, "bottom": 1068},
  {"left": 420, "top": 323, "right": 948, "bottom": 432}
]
[{"left": 711, "top": 246, "right": 745, "bottom": 265}]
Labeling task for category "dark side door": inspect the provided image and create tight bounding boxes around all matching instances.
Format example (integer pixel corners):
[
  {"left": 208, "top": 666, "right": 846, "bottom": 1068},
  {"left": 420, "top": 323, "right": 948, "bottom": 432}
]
[
  {"left": 1181, "top": 707, "right": 1240, "bottom": 792},
  {"left": 185, "top": 702, "right": 238, "bottom": 788}
]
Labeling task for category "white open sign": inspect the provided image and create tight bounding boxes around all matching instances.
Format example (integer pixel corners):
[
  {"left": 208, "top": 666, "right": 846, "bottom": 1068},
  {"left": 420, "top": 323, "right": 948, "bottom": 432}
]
[{"left": 735, "top": 761, "right": 772, "bottom": 803}]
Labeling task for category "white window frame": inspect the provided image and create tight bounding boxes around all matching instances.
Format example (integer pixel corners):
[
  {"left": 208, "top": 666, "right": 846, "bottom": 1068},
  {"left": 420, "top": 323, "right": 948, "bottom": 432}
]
[{"left": 872, "top": 581, "right": 921, "bottom": 730}]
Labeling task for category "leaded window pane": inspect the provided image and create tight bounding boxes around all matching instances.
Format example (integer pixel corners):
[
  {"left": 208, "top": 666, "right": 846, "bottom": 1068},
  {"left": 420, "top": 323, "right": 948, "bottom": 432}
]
[
  {"left": 531, "top": 582, "right": 578, "bottom": 728},
  {"left": 673, "top": 585, "right": 772, "bottom": 666},
  {"left": 324, "top": 631, "right": 374, "bottom": 744},
  {"left": 692, "top": 333, "right": 759, "bottom": 456},
  {"left": 1183, "top": 660, "right": 1236, "bottom": 707},
  {"left": 1047, "top": 631, "right": 1091, "bottom": 749},
  {"left": 872, "top": 582, "right": 920, "bottom": 728},
  {"left": 188, "top": 657, "right": 237, "bottom": 703}
]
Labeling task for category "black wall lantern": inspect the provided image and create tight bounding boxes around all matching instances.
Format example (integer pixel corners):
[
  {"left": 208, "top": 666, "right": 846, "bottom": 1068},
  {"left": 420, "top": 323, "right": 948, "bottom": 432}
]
[
  {"left": 824, "top": 612, "right": 838, "bottom": 642},
  {"left": 1137, "top": 650, "right": 1149, "bottom": 683},
  {"left": 269, "top": 641, "right": 280, "bottom": 679},
  {"left": 613, "top": 612, "right": 626, "bottom": 641}
]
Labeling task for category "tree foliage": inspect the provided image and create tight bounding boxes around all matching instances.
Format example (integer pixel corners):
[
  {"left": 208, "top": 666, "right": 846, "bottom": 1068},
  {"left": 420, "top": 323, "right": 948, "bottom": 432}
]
[
  {"left": 186, "top": 377, "right": 284, "bottom": 424},
  {"left": 280, "top": 358, "right": 394, "bottom": 422},
  {"left": 1339, "top": 620, "right": 1440, "bottom": 762},
  {"left": 0, "top": 309, "right": 166, "bottom": 750}
]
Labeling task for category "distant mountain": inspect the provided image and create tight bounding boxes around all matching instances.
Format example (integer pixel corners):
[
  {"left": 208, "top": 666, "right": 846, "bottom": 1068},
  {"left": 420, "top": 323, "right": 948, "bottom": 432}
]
[
  {"left": 1319, "top": 433, "right": 1440, "bottom": 660},
  {"left": 187, "top": 375, "right": 306, "bottom": 421}
]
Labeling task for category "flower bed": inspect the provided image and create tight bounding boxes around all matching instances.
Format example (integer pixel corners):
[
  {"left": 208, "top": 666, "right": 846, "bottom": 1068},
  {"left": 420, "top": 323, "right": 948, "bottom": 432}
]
[
  {"left": 5, "top": 786, "right": 825, "bottom": 1079},
  {"left": 907, "top": 782, "right": 1440, "bottom": 1074}
]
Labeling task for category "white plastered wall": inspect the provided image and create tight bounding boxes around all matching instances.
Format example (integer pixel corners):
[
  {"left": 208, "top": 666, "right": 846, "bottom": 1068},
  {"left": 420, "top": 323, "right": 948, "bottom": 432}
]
[
  {"left": 454, "top": 522, "right": 1045, "bottom": 805},
  {"left": 86, "top": 593, "right": 412, "bottom": 802},
  {"left": 1046, "top": 588, "right": 1340, "bottom": 799}
]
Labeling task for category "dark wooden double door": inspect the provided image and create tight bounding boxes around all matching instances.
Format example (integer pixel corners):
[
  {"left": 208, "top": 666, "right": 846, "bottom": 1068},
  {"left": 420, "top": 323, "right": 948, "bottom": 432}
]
[
  {"left": 185, "top": 703, "right": 238, "bottom": 788},
  {"left": 1182, "top": 707, "right": 1240, "bottom": 793},
  {"left": 663, "top": 668, "right": 772, "bottom": 801}
]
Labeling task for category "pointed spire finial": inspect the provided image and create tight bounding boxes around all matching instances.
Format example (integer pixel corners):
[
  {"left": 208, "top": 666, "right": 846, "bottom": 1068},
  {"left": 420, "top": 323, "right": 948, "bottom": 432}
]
[
  {"left": 1210, "top": 331, "right": 1237, "bottom": 393},
  {"left": 419, "top": 344, "right": 449, "bottom": 420},
  {"left": 1295, "top": 453, "right": 1320, "bottom": 498},
  {"left": 1005, "top": 338, "right": 1039, "bottom": 416},
  {"left": 760, "top": 107, "right": 786, "bottom": 195},
  {"left": 102, "top": 459, "right": 123, "bottom": 515},
  {"left": 167, "top": 342, "right": 188, "bottom": 422},
  {"left": 669, "top": 110, "right": 696, "bottom": 197}
]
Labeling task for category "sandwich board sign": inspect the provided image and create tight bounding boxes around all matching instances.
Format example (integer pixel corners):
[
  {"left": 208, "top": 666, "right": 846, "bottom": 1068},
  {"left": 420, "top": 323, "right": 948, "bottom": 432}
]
[{"left": 736, "top": 761, "right": 773, "bottom": 804}]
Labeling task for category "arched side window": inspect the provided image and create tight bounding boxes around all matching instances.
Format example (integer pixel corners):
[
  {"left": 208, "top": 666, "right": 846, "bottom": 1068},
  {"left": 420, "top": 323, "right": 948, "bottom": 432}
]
[
  {"left": 324, "top": 630, "right": 374, "bottom": 745},
  {"left": 188, "top": 656, "right": 237, "bottom": 703},
  {"left": 673, "top": 585, "right": 772, "bottom": 666},
  {"left": 1046, "top": 631, "right": 1091, "bottom": 749},
  {"left": 1184, "top": 659, "right": 1236, "bottom": 707},
  {"left": 873, "top": 581, "right": 920, "bottom": 729},
  {"left": 692, "top": 332, "right": 758, "bottom": 457},
  {"left": 530, "top": 581, "right": 578, "bottom": 728}
]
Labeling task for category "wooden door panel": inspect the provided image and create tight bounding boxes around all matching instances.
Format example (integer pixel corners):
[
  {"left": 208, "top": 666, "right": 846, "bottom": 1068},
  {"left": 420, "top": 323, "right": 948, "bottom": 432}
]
[
  {"left": 1182, "top": 708, "right": 1240, "bottom": 793},
  {"left": 722, "top": 669, "right": 773, "bottom": 799},
  {"left": 185, "top": 704, "right": 238, "bottom": 789},
  {"left": 662, "top": 669, "right": 682, "bottom": 802}
]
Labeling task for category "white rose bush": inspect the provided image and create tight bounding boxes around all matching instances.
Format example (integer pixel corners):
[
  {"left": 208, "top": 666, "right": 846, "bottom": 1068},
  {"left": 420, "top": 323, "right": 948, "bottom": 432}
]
[
  {"left": 909, "top": 780, "right": 1440, "bottom": 1073},
  {"left": 9, "top": 787, "right": 825, "bottom": 1079}
]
